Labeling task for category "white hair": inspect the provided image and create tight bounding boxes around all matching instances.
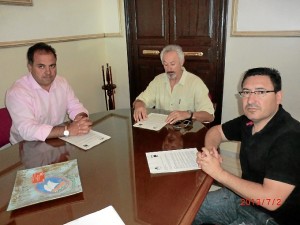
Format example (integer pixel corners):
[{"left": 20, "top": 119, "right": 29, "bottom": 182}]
[{"left": 160, "top": 44, "right": 185, "bottom": 64}]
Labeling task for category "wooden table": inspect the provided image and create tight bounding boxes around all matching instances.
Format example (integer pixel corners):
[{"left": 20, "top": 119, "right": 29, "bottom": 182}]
[{"left": 0, "top": 109, "right": 213, "bottom": 225}]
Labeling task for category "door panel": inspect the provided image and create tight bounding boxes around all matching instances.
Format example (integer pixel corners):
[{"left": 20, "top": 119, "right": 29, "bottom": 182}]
[
  {"left": 124, "top": 0, "right": 228, "bottom": 125},
  {"left": 171, "top": 0, "right": 211, "bottom": 43},
  {"left": 135, "top": 0, "right": 169, "bottom": 42}
]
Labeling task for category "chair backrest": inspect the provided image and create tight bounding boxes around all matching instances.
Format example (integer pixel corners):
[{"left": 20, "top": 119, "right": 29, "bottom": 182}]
[{"left": 0, "top": 108, "right": 12, "bottom": 147}]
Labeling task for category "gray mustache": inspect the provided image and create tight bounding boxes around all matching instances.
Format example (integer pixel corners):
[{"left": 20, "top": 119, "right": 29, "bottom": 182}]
[{"left": 246, "top": 104, "right": 259, "bottom": 108}]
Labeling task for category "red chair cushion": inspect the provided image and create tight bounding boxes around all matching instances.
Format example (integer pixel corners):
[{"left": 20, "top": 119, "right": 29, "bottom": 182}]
[{"left": 0, "top": 108, "right": 12, "bottom": 147}]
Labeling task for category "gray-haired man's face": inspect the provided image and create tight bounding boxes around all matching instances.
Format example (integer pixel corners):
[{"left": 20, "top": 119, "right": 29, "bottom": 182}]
[{"left": 162, "top": 51, "right": 183, "bottom": 80}]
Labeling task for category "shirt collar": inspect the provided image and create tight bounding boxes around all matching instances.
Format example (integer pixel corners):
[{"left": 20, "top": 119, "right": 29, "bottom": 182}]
[
  {"left": 28, "top": 73, "right": 56, "bottom": 91},
  {"left": 178, "top": 67, "right": 187, "bottom": 86},
  {"left": 28, "top": 74, "right": 42, "bottom": 90}
]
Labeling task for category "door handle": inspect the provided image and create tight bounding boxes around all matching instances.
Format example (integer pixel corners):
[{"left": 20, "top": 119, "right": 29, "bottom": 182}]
[
  {"left": 184, "top": 52, "right": 204, "bottom": 57},
  {"left": 142, "top": 50, "right": 160, "bottom": 55},
  {"left": 142, "top": 50, "right": 203, "bottom": 57}
]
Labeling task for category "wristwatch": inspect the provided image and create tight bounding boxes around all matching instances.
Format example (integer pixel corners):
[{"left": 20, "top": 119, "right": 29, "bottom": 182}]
[
  {"left": 63, "top": 125, "right": 70, "bottom": 137},
  {"left": 187, "top": 110, "right": 193, "bottom": 120}
]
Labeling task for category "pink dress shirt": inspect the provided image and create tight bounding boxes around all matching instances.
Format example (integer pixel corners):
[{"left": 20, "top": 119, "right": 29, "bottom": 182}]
[{"left": 6, "top": 74, "right": 88, "bottom": 144}]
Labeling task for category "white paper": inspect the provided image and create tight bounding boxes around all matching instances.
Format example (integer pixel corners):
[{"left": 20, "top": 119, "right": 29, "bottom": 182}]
[
  {"left": 133, "top": 113, "right": 168, "bottom": 131},
  {"left": 146, "top": 148, "right": 200, "bottom": 174},
  {"left": 60, "top": 130, "right": 111, "bottom": 150},
  {"left": 64, "top": 205, "right": 125, "bottom": 225}
]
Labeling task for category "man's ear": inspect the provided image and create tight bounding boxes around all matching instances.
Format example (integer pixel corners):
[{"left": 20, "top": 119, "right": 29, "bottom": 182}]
[
  {"left": 27, "top": 63, "right": 32, "bottom": 72},
  {"left": 276, "top": 90, "right": 283, "bottom": 104}
]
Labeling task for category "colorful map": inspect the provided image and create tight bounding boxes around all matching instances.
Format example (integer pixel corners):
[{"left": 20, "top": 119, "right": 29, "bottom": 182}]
[{"left": 7, "top": 159, "right": 82, "bottom": 211}]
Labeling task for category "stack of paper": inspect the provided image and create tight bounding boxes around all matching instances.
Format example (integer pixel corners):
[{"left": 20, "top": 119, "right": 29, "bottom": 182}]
[
  {"left": 146, "top": 148, "right": 200, "bottom": 174},
  {"left": 133, "top": 113, "right": 168, "bottom": 131}
]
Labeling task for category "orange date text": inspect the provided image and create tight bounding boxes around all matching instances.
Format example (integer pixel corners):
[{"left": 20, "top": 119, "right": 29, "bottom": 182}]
[{"left": 240, "top": 198, "right": 281, "bottom": 206}]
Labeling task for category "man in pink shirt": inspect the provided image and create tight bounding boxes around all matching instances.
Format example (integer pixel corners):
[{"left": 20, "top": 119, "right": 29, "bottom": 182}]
[{"left": 6, "top": 42, "right": 92, "bottom": 144}]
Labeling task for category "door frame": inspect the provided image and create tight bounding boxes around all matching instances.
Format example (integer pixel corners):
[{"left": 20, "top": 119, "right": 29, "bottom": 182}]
[{"left": 123, "top": 0, "right": 229, "bottom": 125}]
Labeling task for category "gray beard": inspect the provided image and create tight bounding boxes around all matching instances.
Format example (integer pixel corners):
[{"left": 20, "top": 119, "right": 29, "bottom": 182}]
[{"left": 167, "top": 72, "right": 176, "bottom": 80}]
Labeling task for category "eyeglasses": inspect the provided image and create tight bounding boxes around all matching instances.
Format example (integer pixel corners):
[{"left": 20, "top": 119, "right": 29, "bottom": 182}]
[
  {"left": 238, "top": 90, "right": 276, "bottom": 98},
  {"left": 172, "top": 119, "right": 192, "bottom": 130}
]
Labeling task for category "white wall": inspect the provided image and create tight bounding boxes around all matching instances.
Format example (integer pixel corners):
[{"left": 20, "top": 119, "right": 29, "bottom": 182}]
[
  {"left": 0, "top": 0, "right": 130, "bottom": 114},
  {"left": 223, "top": 0, "right": 300, "bottom": 123},
  {"left": 220, "top": 0, "right": 300, "bottom": 154}
]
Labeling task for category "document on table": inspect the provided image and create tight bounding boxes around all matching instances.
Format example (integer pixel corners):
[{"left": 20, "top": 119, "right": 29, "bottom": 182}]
[
  {"left": 133, "top": 113, "right": 168, "bottom": 131},
  {"left": 64, "top": 205, "right": 125, "bottom": 225},
  {"left": 146, "top": 148, "right": 200, "bottom": 174},
  {"left": 60, "top": 130, "right": 111, "bottom": 150}
]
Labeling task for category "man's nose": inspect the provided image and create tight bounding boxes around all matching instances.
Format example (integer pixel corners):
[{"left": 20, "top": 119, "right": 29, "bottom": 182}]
[
  {"left": 246, "top": 92, "right": 257, "bottom": 103},
  {"left": 45, "top": 66, "right": 51, "bottom": 74},
  {"left": 164, "top": 65, "right": 171, "bottom": 71}
]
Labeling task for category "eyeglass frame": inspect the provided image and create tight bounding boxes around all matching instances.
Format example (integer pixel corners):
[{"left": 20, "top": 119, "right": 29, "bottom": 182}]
[
  {"left": 172, "top": 119, "right": 193, "bottom": 130},
  {"left": 238, "top": 89, "right": 276, "bottom": 98}
]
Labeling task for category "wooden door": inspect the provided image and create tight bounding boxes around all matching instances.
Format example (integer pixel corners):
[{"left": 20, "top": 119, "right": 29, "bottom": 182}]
[{"left": 124, "top": 0, "right": 228, "bottom": 125}]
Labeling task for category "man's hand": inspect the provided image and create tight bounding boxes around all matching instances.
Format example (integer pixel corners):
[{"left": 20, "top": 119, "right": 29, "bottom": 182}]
[
  {"left": 133, "top": 100, "right": 148, "bottom": 122},
  {"left": 69, "top": 116, "right": 92, "bottom": 136},
  {"left": 74, "top": 112, "right": 88, "bottom": 121},
  {"left": 166, "top": 110, "right": 190, "bottom": 124},
  {"left": 196, "top": 147, "right": 223, "bottom": 178}
]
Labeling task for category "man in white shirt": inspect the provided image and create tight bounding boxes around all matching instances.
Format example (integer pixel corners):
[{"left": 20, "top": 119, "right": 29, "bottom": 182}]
[{"left": 133, "top": 44, "right": 214, "bottom": 124}]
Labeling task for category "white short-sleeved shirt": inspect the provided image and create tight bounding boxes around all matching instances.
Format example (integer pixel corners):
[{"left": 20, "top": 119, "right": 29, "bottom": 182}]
[{"left": 136, "top": 68, "right": 214, "bottom": 114}]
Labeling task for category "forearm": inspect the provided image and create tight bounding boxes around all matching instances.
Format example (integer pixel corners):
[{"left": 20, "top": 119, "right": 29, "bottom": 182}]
[
  {"left": 204, "top": 125, "right": 224, "bottom": 148},
  {"left": 47, "top": 116, "right": 92, "bottom": 139},
  {"left": 193, "top": 111, "right": 214, "bottom": 123},
  {"left": 47, "top": 125, "right": 66, "bottom": 139},
  {"left": 133, "top": 99, "right": 146, "bottom": 109},
  {"left": 215, "top": 170, "right": 286, "bottom": 211},
  {"left": 217, "top": 171, "right": 264, "bottom": 202}
]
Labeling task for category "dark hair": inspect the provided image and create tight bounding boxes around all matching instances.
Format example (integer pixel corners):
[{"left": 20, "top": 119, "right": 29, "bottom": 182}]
[
  {"left": 27, "top": 42, "right": 57, "bottom": 65},
  {"left": 241, "top": 67, "right": 282, "bottom": 92}
]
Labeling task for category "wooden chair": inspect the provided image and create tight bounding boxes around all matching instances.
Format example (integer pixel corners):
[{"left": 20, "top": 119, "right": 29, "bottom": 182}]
[
  {"left": 0, "top": 107, "right": 12, "bottom": 148},
  {"left": 101, "top": 64, "right": 116, "bottom": 110}
]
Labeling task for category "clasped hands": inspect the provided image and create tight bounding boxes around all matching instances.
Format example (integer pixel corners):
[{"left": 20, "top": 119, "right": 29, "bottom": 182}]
[
  {"left": 197, "top": 147, "right": 223, "bottom": 179},
  {"left": 68, "top": 115, "right": 93, "bottom": 136}
]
